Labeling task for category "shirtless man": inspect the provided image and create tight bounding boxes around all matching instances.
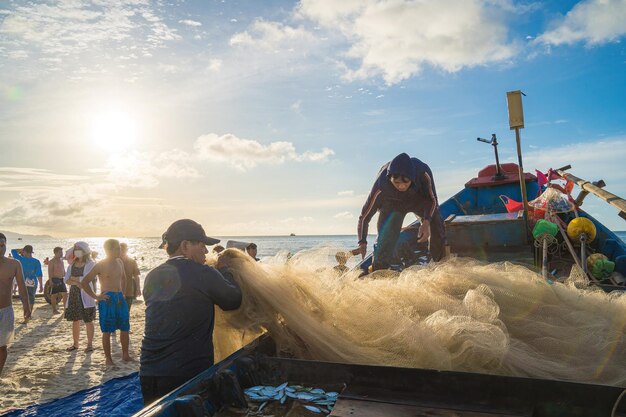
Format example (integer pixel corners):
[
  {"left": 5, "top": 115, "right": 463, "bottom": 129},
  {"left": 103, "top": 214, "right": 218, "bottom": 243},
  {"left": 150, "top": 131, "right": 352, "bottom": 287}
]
[
  {"left": 0, "top": 233, "right": 31, "bottom": 376},
  {"left": 81, "top": 239, "right": 131, "bottom": 367},
  {"left": 48, "top": 247, "right": 67, "bottom": 314}
]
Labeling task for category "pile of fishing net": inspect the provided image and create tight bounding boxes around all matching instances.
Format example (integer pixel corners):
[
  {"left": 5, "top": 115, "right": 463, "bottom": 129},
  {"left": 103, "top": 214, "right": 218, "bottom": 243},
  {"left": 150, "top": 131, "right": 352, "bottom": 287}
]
[{"left": 209, "top": 246, "right": 626, "bottom": 386}]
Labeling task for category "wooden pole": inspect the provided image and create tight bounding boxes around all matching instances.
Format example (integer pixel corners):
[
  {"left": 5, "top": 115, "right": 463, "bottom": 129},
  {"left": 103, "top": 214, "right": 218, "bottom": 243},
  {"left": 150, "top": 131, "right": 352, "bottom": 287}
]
[
  {"left": 515, "top": 127, "right": 530, "bottom": 243},
  {"left": 556, "top": 169, "right": 626, "bottom": 220}
]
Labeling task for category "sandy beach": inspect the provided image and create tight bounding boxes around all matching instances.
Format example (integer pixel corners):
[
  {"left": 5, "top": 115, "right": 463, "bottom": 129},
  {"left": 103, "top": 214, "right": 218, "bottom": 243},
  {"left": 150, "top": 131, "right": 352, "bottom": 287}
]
[{"left": 0, "top": 297, "right": 145, "bottom": 413}]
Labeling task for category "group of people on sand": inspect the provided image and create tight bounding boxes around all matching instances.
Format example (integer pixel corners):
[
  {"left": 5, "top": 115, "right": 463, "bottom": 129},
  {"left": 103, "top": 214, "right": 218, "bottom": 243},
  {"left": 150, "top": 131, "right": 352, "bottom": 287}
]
[
  {"left": 1, "top": 152, "right": 444, "bottom": 408},
  {"left": 0, "top": 235, "right": 141, "bottom": 375}
]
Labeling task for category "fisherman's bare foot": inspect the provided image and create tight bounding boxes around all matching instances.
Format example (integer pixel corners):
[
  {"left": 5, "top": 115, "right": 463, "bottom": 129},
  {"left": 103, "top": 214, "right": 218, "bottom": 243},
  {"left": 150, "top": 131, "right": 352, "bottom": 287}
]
[
  {"left": 105, "top": 358, "right": 115, "bottom": 368},
  {"left": 122, "top": 355, "right": 134, "bottom": 362}
]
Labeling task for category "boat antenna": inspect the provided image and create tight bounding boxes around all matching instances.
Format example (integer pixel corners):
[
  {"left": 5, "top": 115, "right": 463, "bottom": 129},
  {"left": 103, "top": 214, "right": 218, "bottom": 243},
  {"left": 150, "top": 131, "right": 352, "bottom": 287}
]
[
  {"left": 506, "top": 90, "right": 530, "bottom": 242},
  {"left": 476, "top": 134, "right": 505, "bottom": 180}
]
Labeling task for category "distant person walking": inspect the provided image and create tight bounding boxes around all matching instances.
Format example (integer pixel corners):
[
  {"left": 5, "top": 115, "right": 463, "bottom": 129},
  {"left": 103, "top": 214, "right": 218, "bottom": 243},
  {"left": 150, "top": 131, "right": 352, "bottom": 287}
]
[
  {"left": 0, "top": 233, "right": 31, "bottom": 376},
  {"left": 81, "top": 239, "right": 132, "bottom": 367},
  {"left": 120, "top": 243, "right": 141, "bottom": 312},
  {"left": 11, "top": 245, "right": 43, "bottom": 311},
  {"left": 47, "top": 247, "right": 67, "bottom": 314},
  {"left": 140, "top": 219, "right": 242, "bottom": 405},
  {"left": 64, "top": 242, "right": 96, "bottom": 353}
]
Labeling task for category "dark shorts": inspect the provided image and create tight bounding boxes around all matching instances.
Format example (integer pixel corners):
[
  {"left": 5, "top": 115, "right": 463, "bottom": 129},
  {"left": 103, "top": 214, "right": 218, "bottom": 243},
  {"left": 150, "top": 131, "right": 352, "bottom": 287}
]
[
  {"left": 98, "top": 291, "right": 130, "bottom": 333},
  {"left": 50, "top": 278, "right": 67, "bottom": 294}
]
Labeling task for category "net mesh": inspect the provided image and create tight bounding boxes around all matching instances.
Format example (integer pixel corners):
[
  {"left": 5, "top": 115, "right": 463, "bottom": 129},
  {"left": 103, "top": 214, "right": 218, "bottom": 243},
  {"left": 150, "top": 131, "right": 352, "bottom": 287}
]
[{"left": 211, "top": 247, "right": 626, "bottom": 386}]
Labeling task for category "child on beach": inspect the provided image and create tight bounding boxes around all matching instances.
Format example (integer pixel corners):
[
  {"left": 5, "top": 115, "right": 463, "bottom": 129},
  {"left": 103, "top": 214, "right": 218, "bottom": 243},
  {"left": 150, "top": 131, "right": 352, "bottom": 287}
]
[
  {"left": 0, "top": 233, "right": 31, "bottom": 376},
  {"left": 81, "top": 239, "right": 131, "bottom": 367},
  {"left": 333, "top": 251, "right": 349, "bottom": 274}
]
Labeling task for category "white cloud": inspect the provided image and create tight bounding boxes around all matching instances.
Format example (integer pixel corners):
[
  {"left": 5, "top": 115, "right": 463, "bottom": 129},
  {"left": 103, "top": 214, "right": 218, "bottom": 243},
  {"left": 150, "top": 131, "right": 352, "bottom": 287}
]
[
  {"left": 0, "top": 167, "right": 89, "bottom": 191},
  {"left": 193, "top": 133, "right": 334, "bottom": 170},
  {"left": 208, "top": 58, "right": 222, "bottom": 71},
  {"left": 229, "top": 19, "right": 317, "bottom": 51},
  {"left": 297, "top": 0, "right": 518, "bottom": 84},
  {"left": 334, "top": 211, "right": 354, "bottom": 219},
  {"left": 0, "top": 185, "right": 103, "bottom": 231},
  {"left": 537, "top": 0, "right": 626, "bottom": 46},
  {"left": 280, "top": 216, "right": 314, "bottom": 224},
  {"left": 105, "top": 150, "right": 200, "bottom": 188},
  {"left": 338, "top": 190, "right": 354, "bottom": 196},
  {"left": 179, "top": 19, "right": 202, "bottom": 27},
  {"left": 0, "top": 0, "right": 179, "bottom": 74}
]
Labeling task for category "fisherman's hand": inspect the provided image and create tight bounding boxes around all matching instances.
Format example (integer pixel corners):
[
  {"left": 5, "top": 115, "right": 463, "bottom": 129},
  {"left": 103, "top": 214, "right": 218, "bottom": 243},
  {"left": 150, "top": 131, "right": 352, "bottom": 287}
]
[
  {"left": 216, "top": 253, "right": 231, "bottom": 270},
  {"left": 353, "top": 243, "right": 367, "bottom": 259},
  {"left": 417, "top": 220, "right": 431, "bottom": 243}
]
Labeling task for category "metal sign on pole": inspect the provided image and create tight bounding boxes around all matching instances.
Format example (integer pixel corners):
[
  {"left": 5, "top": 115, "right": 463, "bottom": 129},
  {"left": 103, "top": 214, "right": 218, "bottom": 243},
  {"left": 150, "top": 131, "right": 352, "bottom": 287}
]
[{"left": 506, "top": 90, "right": 530, "bottom": 242}]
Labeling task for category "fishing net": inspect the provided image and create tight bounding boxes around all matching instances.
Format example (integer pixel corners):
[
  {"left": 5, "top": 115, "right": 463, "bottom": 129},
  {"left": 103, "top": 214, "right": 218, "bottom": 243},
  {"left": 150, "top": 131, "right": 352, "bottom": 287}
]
[{"left": 210, "top": 247, "right": 626, "bottom": 387}]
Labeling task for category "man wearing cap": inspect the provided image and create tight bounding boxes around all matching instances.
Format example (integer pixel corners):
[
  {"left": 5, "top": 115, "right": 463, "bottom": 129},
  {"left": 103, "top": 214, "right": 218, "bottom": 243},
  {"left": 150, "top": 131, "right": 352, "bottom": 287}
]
[
  {"left": 139, "top": 219, "right": 242, "bottom": 405},
  {"left": 356, "top": 153, "right": 446, "bottom": 270},
  {"left": 11, "top": 245, "right": 43, "bottom": 309}
]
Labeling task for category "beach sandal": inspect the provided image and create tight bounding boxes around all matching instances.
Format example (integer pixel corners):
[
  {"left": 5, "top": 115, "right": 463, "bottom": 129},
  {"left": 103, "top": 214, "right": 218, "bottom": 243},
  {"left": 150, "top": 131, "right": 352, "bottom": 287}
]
[
  {"left": 66, "top": 345, "right": 78, "bottom": 352},
  {"left": 84, "top": 346, "right": 94, "bottom": 353}
]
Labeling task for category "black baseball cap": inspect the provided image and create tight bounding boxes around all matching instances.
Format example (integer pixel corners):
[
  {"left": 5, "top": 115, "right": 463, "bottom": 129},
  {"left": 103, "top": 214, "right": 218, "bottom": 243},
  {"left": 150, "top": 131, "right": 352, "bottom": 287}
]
[
  {"left": 23, "top": 245, "right": 34, "bottom": 254},
  {"left": 158, "top": 219, "right": 220, "bottom": 249}
]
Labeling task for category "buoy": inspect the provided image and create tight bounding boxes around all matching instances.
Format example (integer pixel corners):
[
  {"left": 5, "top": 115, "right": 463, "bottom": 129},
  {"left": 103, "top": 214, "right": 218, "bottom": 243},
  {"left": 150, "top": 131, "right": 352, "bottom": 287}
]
[
  {"left": 567, "top": 217, "right": 596, "bottom": 242},
  {"left": 532, "top": 219, "right": 558, "bottom": 239},
  {"left": 586, "top": 253, "right": 608, "bottom": 270},
  {"left": 532, "top": 220, "right": 558, "bottom": 281},
  {"left": 591, "top": 259, "right": 615, "bottom": 279},
  {"left": 567, "top": 217, "right": 597, "bottom": 275}
]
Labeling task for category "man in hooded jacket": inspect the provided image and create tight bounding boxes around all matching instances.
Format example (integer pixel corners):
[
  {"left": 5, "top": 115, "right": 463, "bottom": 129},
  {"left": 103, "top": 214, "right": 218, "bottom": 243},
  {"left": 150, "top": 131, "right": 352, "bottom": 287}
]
[{"left": 357, "top": 153, "right": 446, "bottom": 270}]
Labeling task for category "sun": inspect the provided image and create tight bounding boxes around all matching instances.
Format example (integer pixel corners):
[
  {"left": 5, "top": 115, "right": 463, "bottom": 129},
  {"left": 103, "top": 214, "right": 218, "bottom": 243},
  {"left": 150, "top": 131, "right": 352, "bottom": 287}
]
[{"left": 89, "top": 109, "right": 137, "bottom": 152}]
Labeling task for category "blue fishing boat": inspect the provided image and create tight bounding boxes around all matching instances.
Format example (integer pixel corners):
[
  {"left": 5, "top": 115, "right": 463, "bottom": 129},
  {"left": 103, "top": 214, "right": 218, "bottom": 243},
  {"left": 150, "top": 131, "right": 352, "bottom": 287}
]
[
  {"left": 128, "top": 161, "right": 626, "bottom": 417},
  {"left": 130, "top": 92, "right": 626, "bottom": 417}
]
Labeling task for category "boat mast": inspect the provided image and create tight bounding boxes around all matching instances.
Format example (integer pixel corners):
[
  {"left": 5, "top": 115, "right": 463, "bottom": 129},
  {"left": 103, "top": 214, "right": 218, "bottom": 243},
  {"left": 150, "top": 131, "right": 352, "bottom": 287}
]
[{"left": 506, "top": 90, "right": 530, "bottom": 242}]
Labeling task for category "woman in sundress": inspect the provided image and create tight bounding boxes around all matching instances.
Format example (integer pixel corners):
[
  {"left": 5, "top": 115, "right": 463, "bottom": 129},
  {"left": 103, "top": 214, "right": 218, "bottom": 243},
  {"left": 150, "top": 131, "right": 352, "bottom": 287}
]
[{"left": 64, "top": 241, "right": 97, "bottom": 352}]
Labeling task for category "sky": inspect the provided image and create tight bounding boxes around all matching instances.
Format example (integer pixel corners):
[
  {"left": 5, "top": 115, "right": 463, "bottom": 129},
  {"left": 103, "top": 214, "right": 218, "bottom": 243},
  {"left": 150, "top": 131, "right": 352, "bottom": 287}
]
[{"left": 0, "top": 0, "right": 625, "bottom": 238}]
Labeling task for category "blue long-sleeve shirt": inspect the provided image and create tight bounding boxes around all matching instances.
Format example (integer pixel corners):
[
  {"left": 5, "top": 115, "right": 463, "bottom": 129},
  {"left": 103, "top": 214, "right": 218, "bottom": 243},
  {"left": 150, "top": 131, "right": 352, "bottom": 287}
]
[
  {"left": 11, "top": 249, "right": 43, "bottom": 287},
  {"left": 357, "top": 153, "right": 439, "bottom": 244}
]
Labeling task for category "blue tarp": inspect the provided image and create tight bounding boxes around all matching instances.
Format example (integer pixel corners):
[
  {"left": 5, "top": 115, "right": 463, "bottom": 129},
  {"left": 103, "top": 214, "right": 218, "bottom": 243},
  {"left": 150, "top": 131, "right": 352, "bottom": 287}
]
[{"left": 2, "top": 373, "right": 143, "bottom": 417}]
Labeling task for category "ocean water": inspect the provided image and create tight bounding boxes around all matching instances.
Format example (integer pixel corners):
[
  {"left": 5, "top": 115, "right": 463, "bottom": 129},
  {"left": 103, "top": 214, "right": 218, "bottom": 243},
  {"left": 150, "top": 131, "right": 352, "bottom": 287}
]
[
  {"left": 3, "top": 235, "right": 370, "bottom": 287},
  {"left": 4, "top": 232, "right": 625, "bottom": 289}
]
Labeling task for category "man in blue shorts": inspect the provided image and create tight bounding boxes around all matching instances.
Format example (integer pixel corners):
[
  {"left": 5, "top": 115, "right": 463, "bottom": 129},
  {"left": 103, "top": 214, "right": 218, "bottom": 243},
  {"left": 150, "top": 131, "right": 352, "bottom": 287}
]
[{"left": 81, "top": 239, "right": 131, "bottom": 367}]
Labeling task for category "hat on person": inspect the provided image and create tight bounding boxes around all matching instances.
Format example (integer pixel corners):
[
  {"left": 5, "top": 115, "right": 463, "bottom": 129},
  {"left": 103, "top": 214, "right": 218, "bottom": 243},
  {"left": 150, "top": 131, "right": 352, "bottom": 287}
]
[
  {"left": 75, "top": 241, "right": 92, "bottom": 255},
  {"left": 22, "top": 245, "right": 34, "bottom": 254},
  {"left": 158, "top": 219, "right": 220, "bottom": 249}
]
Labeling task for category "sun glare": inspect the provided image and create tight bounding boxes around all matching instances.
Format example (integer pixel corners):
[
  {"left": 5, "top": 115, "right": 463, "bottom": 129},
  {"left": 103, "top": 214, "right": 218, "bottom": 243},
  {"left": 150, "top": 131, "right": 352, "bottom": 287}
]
[{"left": 89, "top": 109, "right": 137, "bottom": 152}]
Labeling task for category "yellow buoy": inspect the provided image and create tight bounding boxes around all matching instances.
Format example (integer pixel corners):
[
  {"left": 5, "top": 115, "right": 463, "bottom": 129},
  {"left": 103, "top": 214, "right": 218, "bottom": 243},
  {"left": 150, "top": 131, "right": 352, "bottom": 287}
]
[{"left": 567, "top": 217, "right": 596, "bottom": 242}]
